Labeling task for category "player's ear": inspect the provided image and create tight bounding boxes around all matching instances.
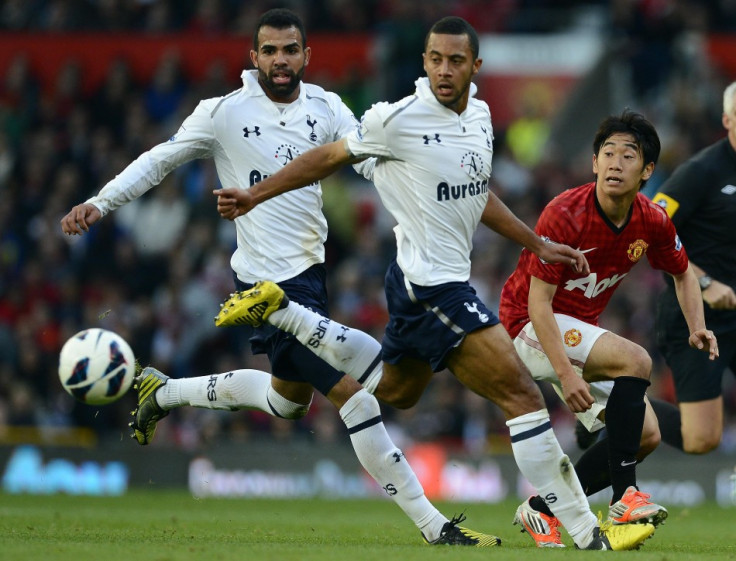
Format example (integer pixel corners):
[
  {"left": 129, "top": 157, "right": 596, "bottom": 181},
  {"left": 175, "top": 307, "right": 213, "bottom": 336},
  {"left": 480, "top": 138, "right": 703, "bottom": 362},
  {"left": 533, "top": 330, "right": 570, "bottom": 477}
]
[
  {"left": 723, "top": 110, "right": 733, "bottom": 131},
  {"left": 642, "top": 162, "right": 655, "bottom": 180},
  {"left": 249, "top": 49, "right": 258, "bottom": 68},
  {"left": 592, "top": 154, "right": 599, "bottom": 175},
  {"left": 304, "top": 46, "right": 311, "bottom": 66}
]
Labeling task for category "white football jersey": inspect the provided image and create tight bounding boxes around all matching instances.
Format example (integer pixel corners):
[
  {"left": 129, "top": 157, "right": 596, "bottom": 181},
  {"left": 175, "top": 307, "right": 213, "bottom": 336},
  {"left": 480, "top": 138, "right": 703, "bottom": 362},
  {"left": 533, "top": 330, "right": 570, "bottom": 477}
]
[
  {"left": 87, "top": 69, "right": 361, "bottom": 283},
  {"left": 346, "top": 77, "right": 494, "bottom": 286}
]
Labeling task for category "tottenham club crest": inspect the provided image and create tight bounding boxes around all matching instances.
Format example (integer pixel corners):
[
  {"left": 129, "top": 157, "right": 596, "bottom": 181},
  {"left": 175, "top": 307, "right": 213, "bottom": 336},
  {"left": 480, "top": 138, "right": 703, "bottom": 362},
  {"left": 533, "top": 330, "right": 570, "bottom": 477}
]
[
  {"left": 306, "top": 115, "right": 318, "bottom": 141},
  {"left": 460, "top": 151, "right": 485, "bottom": 179},
  {"left": 627, "top": 239, "right": 648, "bottom": 262},
  {"left": 275, "top": 143, "right": 300, "bottom": 166},
  {"left": 464, "top": 301, "right": 489, "bottom": 323},
  {"left": 564, "top": 328, "right": 582, "bottom": 347}
]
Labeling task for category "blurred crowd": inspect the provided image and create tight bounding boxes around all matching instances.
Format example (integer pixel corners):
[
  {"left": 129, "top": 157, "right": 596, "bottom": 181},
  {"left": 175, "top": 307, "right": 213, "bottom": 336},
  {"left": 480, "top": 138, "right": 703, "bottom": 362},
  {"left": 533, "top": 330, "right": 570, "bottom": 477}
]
[
  {"left": 1, "top": 0, "right": 736, "bottom": 455},
  {"left": 2, "top": 0, "right": 736, "bottom": 34}
]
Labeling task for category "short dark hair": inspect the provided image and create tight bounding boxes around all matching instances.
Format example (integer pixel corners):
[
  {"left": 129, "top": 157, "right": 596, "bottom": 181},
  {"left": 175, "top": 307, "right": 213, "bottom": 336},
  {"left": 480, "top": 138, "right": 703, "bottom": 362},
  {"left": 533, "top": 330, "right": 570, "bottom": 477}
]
[
  {"left": 253, "top": 8, "right": 306, "bottom": 51},
  {"left": 593, "top": 110, "right": 660, "bottom": 188},
  {"left": 425, "top": 16, "right": 479, "bottom": 60}
]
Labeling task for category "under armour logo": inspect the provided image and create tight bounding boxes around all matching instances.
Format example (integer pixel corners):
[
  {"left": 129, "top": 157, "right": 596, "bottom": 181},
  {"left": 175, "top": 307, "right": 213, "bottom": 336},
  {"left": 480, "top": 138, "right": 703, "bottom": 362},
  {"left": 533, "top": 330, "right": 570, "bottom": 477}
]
[
  {"left": 392, "top": 452, "right": 404, "bottom": 463},
  {"left": 464, "top": 301, "right": 489, "bottom": 323},
  {"left": 243, "top": 126, "right": 261, "bottom": 138},
  {"left": 423, "top": 133, "right": 441, "bottom": 144},
  {"left": 336, "top": 326, "right": 349, "bottom": 343},
  {"left": 306, "top": 115, "right": 318, "bottom": 141}
]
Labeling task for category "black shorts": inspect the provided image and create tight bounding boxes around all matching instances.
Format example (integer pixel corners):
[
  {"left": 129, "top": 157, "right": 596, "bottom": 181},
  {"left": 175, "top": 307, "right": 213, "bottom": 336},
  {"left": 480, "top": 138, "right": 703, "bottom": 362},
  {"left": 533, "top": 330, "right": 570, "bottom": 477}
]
[
  {"left": 382, "top": 259, "right": 500, "bottom": 372},
  {"left": 234, "top": 264, "right": 344, "bottom": 396},
  {"left": 656, "top": 289, "right": 736, "bottom": 402},
  {"left": 657, "top": 335, "right": 736, "bottom": 402}
]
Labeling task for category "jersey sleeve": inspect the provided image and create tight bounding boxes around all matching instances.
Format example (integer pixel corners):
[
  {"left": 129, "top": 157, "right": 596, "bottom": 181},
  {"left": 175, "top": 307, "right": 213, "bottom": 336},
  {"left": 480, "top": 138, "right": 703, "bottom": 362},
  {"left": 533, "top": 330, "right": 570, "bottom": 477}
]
[
  {"left": 345, "top": 103, "right": 395, "bottom": 159},
  {"left": 645, "top": 204, "right": 689, "bottom": 275},
  {"left": 651, "top": 158, "right": 706, "bottom": 229},
  {"left": 87, "top": 100, "right": 217, "bottom": 216}
]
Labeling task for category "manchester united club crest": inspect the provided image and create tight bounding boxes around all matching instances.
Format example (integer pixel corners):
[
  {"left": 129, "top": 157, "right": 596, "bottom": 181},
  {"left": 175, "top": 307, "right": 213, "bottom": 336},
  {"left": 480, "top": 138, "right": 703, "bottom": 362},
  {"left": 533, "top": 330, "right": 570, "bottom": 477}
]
[
  {"left": 627, "top": 239, "right": 649, "bottom": 262},
  {"left": 564, "top": 328, "right": 582, "bottom": 347}
]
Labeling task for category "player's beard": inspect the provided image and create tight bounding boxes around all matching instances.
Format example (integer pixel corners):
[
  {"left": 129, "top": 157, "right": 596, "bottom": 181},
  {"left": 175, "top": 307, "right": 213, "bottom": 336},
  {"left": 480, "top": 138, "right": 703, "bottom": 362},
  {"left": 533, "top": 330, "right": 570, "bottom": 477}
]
[
  {"left": 432, "top": 79, "right": 471, "bottom": 112},
  {"left": 258, "top": 64, "right": 306, "bottom": 99}
]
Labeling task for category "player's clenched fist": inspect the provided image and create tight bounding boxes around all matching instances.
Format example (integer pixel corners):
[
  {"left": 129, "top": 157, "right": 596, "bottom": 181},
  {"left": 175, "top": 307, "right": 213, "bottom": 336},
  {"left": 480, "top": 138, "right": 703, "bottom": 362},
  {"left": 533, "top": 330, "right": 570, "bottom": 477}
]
[
  {"left": 214, "top": 187, "right": 255, "bottom": 221},
  {"left": 60, "top": 203, "right": 102, "bottom": 235}
]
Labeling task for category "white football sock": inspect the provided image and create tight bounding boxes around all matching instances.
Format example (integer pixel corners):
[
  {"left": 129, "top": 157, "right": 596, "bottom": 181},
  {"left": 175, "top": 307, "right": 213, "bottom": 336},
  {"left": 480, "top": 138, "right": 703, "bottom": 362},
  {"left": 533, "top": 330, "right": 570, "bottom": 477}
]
[
  {"left": 269, "top": 303, "right": 383, "bottom": 393},
  {"left": 156, "top": 369, "right": 310, "bottom": 419},
  {"left": 340, "top": 389, "right": 447, "bottom": 540},
  {"left": 507, "top": 409, "right": 597, "bottom": 548}
]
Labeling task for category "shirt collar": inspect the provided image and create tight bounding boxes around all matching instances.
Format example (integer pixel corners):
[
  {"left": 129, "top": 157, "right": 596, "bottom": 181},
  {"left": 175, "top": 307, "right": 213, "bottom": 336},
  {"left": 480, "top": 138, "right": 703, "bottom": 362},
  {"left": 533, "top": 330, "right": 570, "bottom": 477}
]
[
  {"left": 241, "top": 69, "right": 306, "bottom": 103},
  {"left": 414, "top": 76, "right": 478, "bottom": 108}
]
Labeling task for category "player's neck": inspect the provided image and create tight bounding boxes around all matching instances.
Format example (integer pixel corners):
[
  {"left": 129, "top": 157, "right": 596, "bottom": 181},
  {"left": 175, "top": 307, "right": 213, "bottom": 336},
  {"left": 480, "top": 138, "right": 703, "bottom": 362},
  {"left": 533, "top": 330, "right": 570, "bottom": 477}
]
[{"left": 595, "top": 189, "right": 635, "bottom": 228}]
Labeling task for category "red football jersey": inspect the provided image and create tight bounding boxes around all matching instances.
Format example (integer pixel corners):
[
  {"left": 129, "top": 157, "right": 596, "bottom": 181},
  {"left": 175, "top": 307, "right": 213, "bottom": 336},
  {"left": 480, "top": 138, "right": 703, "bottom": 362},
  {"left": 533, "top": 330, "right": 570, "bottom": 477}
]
[{"left": 500, "top": 182, "right": 689, "bottom": 338}]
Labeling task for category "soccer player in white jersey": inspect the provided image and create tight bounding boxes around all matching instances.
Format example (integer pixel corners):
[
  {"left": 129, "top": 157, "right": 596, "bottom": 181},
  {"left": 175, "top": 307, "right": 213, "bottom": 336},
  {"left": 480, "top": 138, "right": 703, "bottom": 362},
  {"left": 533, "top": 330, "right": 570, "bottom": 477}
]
[
  {"left": 60, "top": 9, "right": 501, "bottom": 547},
  {"left": 213, "top": 16, "right": 655, "bottom": 551}
]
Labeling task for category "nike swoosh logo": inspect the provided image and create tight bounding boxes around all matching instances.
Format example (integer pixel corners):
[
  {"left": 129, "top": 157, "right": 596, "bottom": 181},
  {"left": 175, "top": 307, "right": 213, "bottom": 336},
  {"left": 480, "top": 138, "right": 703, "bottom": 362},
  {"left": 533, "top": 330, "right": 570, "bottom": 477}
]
[
  {"left": 580, "top": 248, "right": 598, "bottom": 254},
  {"left": 620, "top": 459, "right": 637, "bottom": 467}
]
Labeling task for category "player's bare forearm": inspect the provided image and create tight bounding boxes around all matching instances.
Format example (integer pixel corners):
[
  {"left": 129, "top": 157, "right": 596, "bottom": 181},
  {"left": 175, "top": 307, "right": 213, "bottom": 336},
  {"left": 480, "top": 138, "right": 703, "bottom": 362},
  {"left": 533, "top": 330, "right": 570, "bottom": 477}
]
[
  {"left": 214, "top": 139, "right": 358, "bottom": 220},
  {"left": 672, "top": 265, "right": 719, "bottom": 360},
  {"left": 480, "top": 191, "right": 539, "bottom": 247},
  {"left": 673, "top": 265, "right": 707, "bottom": 333},
  {"left": 480, "top": 193, "right": 589, "bottom": 274}
]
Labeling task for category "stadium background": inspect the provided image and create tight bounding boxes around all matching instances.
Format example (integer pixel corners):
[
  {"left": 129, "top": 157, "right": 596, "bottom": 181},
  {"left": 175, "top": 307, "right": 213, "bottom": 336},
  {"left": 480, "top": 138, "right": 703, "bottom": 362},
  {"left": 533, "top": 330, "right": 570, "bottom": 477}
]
[{"left": 0, "top": 0, "right": 735, "bottom": 504}]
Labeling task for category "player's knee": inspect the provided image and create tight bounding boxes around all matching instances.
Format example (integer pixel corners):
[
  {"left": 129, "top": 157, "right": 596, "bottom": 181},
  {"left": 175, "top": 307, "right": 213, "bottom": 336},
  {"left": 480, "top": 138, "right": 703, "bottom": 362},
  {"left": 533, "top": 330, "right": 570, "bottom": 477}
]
[
  {"left": 374, "top": 387, "right": 420, "bottom": 410},
  {"left": 626, "top": 344, "right": 652, "bottom": 380},
  {"left": 501, "top": 374, "right": 546, "bottom": 417},
  {"left": 683, "top": 434, "right": 720, "bottom": 454}
]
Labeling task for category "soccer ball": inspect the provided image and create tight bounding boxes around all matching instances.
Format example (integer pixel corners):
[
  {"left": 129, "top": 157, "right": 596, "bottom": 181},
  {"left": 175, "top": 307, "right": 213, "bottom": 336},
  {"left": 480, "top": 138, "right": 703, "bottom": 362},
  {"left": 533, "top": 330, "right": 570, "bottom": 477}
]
[{"left": 58, "top": 328, "right": 136, "bottom": 405}]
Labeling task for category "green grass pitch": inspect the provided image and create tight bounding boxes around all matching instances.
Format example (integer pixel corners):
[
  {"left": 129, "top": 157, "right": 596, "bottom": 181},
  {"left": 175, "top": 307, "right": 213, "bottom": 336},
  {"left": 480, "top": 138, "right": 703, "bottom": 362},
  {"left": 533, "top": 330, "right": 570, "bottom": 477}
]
[{"left": 2, "top": 491, "right": 735, "bottom": 560}]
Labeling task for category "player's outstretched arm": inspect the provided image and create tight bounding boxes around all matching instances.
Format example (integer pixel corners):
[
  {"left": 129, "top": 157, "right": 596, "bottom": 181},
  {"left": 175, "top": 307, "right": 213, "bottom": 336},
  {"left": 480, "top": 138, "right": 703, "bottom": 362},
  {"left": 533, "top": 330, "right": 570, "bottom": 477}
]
[
  {"left": 214, "top": 138, "right": 360, "bottom": 221},
  {"left": 672, "top": 264, "right": 719, "bottom": 360},
  {"left": 60, "top": 203, "right": 102, "bottom": 236},
  {"left": 480, "top": 192, "right": 589, "bottom": 274}
]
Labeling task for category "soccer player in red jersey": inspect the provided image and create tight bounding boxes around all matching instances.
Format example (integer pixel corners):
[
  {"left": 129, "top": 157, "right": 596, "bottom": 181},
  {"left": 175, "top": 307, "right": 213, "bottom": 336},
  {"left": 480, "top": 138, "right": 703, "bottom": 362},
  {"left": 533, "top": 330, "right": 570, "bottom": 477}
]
[{"left": 499, "top": 110, "right": 719, "bottom": 547}]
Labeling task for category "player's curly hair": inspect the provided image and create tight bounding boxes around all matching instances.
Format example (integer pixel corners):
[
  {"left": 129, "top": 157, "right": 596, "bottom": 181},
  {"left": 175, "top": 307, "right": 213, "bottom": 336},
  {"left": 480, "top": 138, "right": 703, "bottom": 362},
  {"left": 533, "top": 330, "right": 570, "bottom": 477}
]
[
  {"left": 593, "top": 109, "right": 661, "bottom": 188},
  {"left": 426, "top": 17, "right": 479, "bottom": 60},
  {"left": 254, "top": 8, "right": 307, "bottom": 51}
]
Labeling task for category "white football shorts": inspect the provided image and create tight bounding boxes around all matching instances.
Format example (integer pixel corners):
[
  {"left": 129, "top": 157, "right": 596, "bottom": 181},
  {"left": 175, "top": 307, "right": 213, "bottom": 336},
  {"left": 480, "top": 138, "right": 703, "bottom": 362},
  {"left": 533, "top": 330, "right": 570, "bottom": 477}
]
[{"left": 512, "top": 313, "right": 613, "bottom": 433}]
